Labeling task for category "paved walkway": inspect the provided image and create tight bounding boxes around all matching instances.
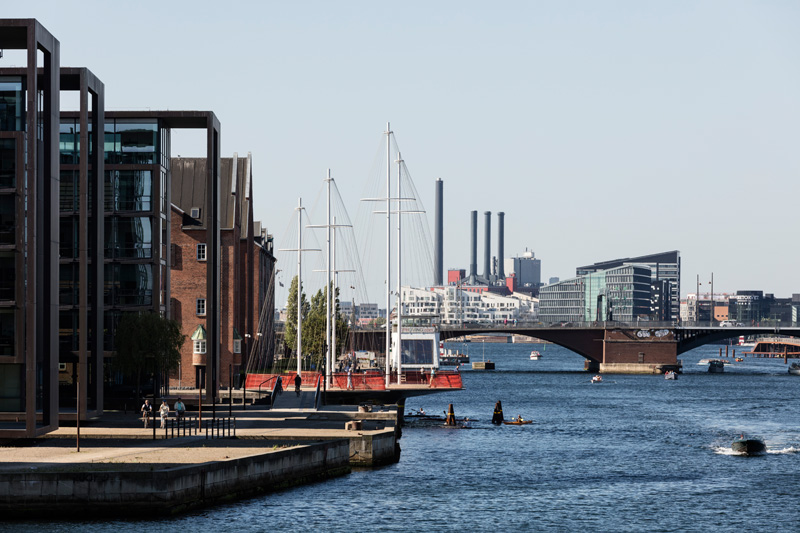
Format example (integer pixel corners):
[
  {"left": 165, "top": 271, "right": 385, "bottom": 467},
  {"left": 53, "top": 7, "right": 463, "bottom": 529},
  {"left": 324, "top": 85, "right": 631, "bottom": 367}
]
[{"left": 0, "top": 405, "right": 397, "bottom": 473}]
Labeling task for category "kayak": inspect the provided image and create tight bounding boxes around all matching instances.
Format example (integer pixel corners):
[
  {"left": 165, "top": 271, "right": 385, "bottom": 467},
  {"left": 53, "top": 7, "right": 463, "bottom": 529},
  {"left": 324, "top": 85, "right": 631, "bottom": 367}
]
[{"left": 503, "top": 420, "right": 533, "bottom": 425}]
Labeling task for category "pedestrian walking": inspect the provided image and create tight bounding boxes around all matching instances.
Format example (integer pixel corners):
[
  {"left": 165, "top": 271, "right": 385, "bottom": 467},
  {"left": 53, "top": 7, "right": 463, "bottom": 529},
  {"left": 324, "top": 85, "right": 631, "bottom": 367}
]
[
  {"left": 159, "top": 399, "right": 169, "bottom": 429},
  {"left": 294, "top": 373, "right": 302, "bottom": 397}
]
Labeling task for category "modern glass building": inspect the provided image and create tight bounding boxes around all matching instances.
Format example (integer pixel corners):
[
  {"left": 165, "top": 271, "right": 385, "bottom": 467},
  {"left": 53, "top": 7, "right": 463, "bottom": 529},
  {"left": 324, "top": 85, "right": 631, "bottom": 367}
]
[
  {"left": 60, "top": 110, "right": 221, "bottom": 408},
  {"left": 540, "top": 265, "right": 652, "bottom": 323}
]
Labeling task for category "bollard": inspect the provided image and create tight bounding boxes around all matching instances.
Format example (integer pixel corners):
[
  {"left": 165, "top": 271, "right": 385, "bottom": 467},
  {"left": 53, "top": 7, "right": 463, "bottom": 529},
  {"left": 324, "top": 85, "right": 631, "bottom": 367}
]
[
  {"left": 445, "top": 403, "right": 456, "bottom": 426},
  {"left": 396, "top": 399, "right": 406, "bottom": 427},
  {"left": 491, "top": 400, "right": 504, "bottom": 425}
]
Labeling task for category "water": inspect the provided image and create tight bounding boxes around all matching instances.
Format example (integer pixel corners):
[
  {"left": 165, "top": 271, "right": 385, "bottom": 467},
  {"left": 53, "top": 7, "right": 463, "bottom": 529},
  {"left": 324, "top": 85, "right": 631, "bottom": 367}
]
[{"left": 12, "top": 343, "right": 800, "bottom": 531}]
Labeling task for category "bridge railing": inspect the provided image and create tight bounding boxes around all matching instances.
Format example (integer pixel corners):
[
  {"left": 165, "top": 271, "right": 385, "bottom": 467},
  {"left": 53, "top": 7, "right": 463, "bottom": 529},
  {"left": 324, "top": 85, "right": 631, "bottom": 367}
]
[{"left": 436, "top": 320, "right": 800, "bottom": 330}]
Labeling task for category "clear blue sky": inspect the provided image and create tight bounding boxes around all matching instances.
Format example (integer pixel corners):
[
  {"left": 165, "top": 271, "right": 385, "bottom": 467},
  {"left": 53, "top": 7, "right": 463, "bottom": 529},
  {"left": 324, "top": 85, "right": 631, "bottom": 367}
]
[{"left": 5, "top": 1, "right": 799, "bottom": 300}]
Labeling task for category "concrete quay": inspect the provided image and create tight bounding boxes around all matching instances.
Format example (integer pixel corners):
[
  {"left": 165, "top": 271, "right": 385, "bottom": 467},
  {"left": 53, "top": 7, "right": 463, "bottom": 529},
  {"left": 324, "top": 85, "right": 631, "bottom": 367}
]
[{"left": 0, "top": 404, "right": 400, "bottom": 518}]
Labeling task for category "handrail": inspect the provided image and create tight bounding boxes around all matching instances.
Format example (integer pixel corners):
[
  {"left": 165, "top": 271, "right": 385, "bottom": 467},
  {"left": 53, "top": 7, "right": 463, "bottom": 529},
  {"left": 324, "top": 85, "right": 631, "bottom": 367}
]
[
  {"left": 313, "top": 373, "right": 323, "bottom": 410},
  {"left": 270, "top": 376, "right": 282, "bottom": 407}
]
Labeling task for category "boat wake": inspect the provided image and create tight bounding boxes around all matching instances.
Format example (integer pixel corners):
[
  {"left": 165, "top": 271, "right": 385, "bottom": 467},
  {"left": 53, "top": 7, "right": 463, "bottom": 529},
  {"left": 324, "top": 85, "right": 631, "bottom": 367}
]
[
  {"left": 766, "top": 446, "right": 799, "bottom": 455},
  {"left": 713, "top": 446, "right": 745, "bottom": 456},
  {"left": 712, "top": 445, "right": 798, "bottom": 455}
]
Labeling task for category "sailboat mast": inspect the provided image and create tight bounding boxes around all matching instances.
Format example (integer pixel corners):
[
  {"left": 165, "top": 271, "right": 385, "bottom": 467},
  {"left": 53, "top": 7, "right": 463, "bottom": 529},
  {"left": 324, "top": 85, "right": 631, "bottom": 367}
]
[
  {"left": 326, "top": 170, "right": 332, "bottom": 386},
  {"left": 395, "top": 152, "right": 403, "bottom": 384},
  {"left": 332, "top": 215, "right": 337, "bottom": 378},
  {"left": 296, "top": 198, "right": 303, "bottom": 376},
  {"left": 385, "top": 123, "right": 392, "bottom": 387}
]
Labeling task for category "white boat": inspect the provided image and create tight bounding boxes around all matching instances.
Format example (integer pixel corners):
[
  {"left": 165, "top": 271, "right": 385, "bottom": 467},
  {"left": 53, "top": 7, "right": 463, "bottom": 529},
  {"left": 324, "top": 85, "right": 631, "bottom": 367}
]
[
  {"left": 789, "top": 363, "right": 800, "bottom": 376},
  {"left": 530, "top": 351, "right": 541, "bottom": 360},
  {"left": 664, "top": 370, "right": 677, "bottom": 380},
  {"left": 591, "top": 375, "right": 603, "bottom": 384}
]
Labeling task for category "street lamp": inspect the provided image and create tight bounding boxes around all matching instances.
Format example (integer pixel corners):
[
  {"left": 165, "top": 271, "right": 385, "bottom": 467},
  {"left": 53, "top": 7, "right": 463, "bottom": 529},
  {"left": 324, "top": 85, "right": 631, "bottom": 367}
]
[{"left": 709, "top": 272, "right": 714, "bottom": 327}]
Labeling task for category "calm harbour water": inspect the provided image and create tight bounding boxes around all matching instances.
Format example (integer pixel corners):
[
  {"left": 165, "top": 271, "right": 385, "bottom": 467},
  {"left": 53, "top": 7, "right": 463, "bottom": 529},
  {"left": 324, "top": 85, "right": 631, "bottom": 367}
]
[{"left": 12, "top": 342, "right": 800, "bottom": 532}]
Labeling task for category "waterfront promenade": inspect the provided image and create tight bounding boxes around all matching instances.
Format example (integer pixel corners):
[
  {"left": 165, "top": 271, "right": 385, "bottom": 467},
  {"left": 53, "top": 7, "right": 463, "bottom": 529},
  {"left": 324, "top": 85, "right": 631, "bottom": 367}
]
[{"left": 0, "top": 403, "right": 400, "bottom": 518}]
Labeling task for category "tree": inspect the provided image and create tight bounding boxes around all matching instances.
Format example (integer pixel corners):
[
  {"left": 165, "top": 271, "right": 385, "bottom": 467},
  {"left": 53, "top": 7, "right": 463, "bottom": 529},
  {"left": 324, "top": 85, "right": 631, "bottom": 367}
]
[
  {"left": 113, "top": 312, "right": 186, "bottom": 400},
  {"left": 285, "top": 281, "right": 352, "bottom": 372},
  {"left": 284, "top": 275, "right": 309, "bottom": 359}
]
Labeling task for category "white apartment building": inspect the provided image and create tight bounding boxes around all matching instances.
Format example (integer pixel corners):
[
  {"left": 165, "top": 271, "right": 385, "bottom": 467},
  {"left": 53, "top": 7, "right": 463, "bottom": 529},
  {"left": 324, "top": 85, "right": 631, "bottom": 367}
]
[{"left": 401, "top": 286, "right": 538, "bottom": 325}]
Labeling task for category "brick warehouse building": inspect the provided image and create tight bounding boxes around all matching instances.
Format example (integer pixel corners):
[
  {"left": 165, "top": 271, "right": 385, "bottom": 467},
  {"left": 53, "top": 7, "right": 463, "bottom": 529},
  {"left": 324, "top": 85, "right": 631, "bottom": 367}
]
[{"left": 170, "top": 154, "right": 275, "bottom": 391}]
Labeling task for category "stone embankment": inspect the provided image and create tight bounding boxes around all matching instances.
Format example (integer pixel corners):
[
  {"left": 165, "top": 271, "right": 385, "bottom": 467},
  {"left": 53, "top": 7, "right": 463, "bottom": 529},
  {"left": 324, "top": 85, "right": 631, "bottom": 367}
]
[{"left": 0, "top": 404, "right": 399, "bottom": 518}]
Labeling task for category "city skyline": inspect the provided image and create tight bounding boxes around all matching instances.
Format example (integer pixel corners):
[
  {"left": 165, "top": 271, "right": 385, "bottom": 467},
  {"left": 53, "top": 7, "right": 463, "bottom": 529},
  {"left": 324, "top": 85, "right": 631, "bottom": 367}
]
[{"left": 4, "top": 1, "right": 799, "bottom": 298}]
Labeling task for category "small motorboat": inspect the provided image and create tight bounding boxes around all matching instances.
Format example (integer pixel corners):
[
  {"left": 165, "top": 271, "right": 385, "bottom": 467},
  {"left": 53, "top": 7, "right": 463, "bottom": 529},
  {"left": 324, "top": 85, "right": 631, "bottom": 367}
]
[
  {"left": 708, "top": 360, "right": 725, "bottom": 373},
  {"left": 591, "top": 375, "right": 603, "bottom": 384},
  {"left": 789, "top": 363, "right": 800, "bottom": 376},
  {"left": 731, "top": 435, "right": 766, "bottom": 456},
  {"left": 530, "top": 351, "right": 541, "bottom": 360},
  {"left": 664, "top": 370, "right": 677, "bottom": 380},
  {"left": 735, "top": 357, "right": 743, "bottom": 362}
]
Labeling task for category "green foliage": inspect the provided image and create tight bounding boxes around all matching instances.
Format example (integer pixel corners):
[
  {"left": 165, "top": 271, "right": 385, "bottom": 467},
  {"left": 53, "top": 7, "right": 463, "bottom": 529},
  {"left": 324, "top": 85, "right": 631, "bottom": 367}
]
[
  {"left": 284, "top": 275, "right": 309, "bottom": 355},
  {"left": 285, "top": 280, "right": 351, "bottom": 372},
  {"left": 113, "top": 311, "right": 186, "bottom": 398}
]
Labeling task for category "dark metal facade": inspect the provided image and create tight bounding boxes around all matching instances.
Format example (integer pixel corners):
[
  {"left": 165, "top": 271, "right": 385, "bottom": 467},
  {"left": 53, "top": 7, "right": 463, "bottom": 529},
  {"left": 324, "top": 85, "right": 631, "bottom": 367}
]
[{"left": 58, "top": 68, "right": 105, "bottom": 420}]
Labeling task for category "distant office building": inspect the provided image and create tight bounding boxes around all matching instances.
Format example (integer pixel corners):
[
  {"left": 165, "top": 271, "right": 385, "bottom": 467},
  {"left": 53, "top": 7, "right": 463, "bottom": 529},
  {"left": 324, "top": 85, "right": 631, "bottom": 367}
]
[
  {"left": 539, "top": 265, "right": 652, "bottom": 323},
  {"left": 577, "top": 250, "right": 680, "bottom": 320},
  {"left": 340, "top": 301, "right": 381, "bottom": 325},
  {"left": 548, "top": 277, "right": 560, "bottom": 285},
  {"left": 504, "top": 250, "right": 541, "bottom": 288}
]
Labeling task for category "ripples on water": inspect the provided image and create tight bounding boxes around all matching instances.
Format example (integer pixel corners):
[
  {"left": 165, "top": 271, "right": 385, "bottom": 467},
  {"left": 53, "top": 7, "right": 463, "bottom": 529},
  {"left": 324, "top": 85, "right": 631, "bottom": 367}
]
[{"left": 12, "top": 344, "right": 800, "bottom": 532}]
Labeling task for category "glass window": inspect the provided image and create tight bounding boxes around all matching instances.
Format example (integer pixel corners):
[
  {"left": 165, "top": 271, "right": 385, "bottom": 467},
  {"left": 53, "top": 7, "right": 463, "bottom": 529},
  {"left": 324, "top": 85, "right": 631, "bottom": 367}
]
[
  {"left": 0, "top": 77, "right": 24, "bottom": 132},
  {"left": 114, "top": 170, "right": 153, "bottom": 212},
  {"left": 0, "top": 138, "right": 15, "bottom": 188},
  {"left": 0, "top": 252, "right": 13, "bottom": 301},
  {"left": 197, "top": 243, "right": 206, "bottom": 261},
  {"left": 107, "top": 216, "right": 153, "bottom": 259},
  {"left": 0, "top": 195, "right": 15, "bottom": 246},
  {"left": 193, "top": 339, "right": 206, "bottom": 354},
  {"left": 115, "top": 121, "right": 157, "bottom": 164},
  {"left": 0, "top": 362, "right": 22, "bottom": 410},
  {"left": 400, "top": 339, "right": 435, "bottom": 366},
  {"left": 196, "top": 298, "right": 206, "bottom": 316},
  {"left": 233, "top": 339, "right": 241, "bottom": 354},
  {"left": 105, "top": 263, "right": 153, "bottom": 306},
  {"left": 59, "top": 120, "right": 78, "bottom": 164},
  {"left": 59, "top": 216, "right": 78, "bottom": 259}
]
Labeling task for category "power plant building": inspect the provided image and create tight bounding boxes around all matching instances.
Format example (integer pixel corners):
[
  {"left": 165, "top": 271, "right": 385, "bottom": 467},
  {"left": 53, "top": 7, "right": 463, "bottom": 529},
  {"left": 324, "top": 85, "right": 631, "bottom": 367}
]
[{"left": 504, "top": 250, "right": 541, "bottom": 289}]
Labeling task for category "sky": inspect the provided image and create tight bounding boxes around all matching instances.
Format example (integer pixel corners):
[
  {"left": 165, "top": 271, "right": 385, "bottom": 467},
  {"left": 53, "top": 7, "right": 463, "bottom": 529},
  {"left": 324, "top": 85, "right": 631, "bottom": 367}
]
[{"left": 4, "top": 1, "right": 800, "bottom": 303}]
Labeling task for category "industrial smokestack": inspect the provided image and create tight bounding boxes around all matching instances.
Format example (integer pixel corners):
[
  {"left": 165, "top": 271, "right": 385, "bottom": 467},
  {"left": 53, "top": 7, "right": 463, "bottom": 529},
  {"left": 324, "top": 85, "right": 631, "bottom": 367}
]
[
  {"left": 483, "top": 211, "right": 491, "bottom": 280},
  {"left": 469, "top": 210, "right": 478, "bottom": 282},
  {"left": 434, "top": 179, "right": 443, "bottom": 286},
  {"left": 498, "top": 212, "right": 505, "bottom": 279}
]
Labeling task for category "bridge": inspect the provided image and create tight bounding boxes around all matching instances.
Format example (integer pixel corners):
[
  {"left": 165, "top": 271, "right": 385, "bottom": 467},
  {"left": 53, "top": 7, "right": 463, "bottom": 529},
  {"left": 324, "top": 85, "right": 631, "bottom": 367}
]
[{"left": 350, "top": 322, "right": 800, "bottom": 373}]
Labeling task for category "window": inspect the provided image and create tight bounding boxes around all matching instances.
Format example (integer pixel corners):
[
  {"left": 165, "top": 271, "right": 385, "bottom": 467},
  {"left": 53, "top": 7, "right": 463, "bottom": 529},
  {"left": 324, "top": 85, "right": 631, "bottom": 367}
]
[
  {"left": 196, "top": 298, "right": 206, "bottom": 316},
  {"left": 197, "top": 243, "right": 207, "bottom": 261},
  {"left": 193, "top": 340, "right": 206, "bottom": 354},
  {"left": 190, "top": 207, "right": 201, "bottom": 219},
  {"left": 233, "top": 339, "right": 242, "bottom": 354}
]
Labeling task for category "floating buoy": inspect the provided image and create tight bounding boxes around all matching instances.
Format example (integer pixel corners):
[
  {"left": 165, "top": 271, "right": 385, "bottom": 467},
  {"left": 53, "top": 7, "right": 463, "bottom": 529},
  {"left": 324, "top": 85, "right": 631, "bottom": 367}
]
[
  {"left": 491, "top": 400, "right": 504, "bottom": 425},
  {"left": 445, "top": 403, "right": 457, "bottom": 426}
]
